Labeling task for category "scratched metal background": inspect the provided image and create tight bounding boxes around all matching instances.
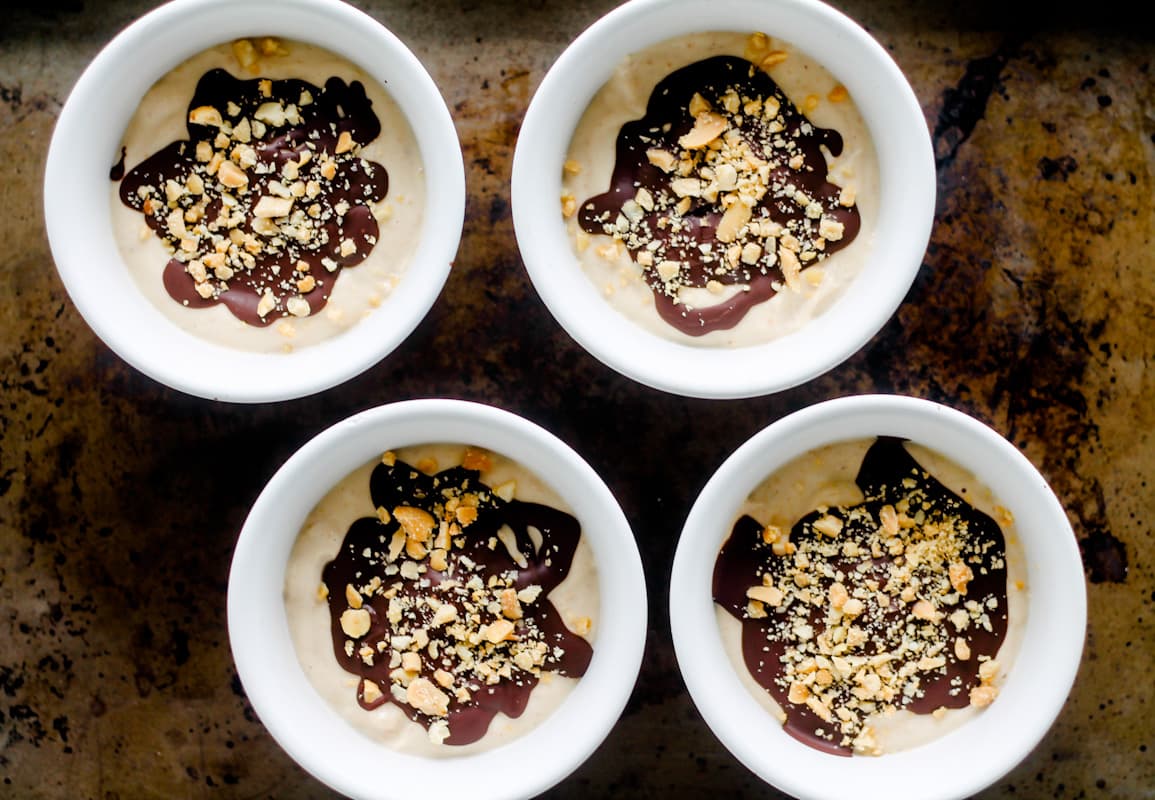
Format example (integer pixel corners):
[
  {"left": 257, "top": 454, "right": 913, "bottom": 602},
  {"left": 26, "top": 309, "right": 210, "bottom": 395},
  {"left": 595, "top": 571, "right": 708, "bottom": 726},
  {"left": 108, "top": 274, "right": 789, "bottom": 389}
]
[{"left": 1, "top": 0, "right": 1152, "bottom": 797}]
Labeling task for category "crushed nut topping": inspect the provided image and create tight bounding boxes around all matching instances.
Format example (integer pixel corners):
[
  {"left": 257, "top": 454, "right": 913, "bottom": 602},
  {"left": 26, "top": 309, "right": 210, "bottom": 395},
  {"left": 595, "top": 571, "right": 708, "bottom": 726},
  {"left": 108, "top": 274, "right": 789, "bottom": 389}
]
[
  {"left": 571, "top": 33, "right": 860, "bottom": 336},
  {"left": 321, "top": 449, "right": 593, "bottom": 746},
  {"left": 714, "top": 438, "right": 1011, "bottom": 756},
  {"left": 115, "top": 38, "right": 390, "bottom": 326}
]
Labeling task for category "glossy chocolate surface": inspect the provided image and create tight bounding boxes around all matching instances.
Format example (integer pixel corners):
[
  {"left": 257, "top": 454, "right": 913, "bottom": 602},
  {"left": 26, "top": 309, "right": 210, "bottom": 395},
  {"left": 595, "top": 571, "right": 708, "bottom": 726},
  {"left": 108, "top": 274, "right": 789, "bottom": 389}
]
[
  {"left": 321, "top": 458, "right": 592, "bottom": 745},
  {"left": 714, "top": 438, "right": 1008, "bottom": 754},
  {"left": 578, "top": 56, "right": 860, "bottom": 335},
  {"left": 117, "top": 69, "right": 388, "bottom": 325}
]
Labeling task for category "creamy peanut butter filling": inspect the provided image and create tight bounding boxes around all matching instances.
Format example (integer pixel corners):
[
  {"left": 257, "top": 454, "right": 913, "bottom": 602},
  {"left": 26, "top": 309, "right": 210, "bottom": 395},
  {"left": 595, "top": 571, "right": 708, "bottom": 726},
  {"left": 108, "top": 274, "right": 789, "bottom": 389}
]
[
  {"left": 563, "top": 31, "right": 879, "bottom": 347},
  {"left": 111, "top": 38, "right": 424, "bottom": 352},
  {"left": 284, "top": 444, "right": 599, "bottom": 757},
  {"left": 714, "top": 438, "right": 1028, "bottom": 755}
]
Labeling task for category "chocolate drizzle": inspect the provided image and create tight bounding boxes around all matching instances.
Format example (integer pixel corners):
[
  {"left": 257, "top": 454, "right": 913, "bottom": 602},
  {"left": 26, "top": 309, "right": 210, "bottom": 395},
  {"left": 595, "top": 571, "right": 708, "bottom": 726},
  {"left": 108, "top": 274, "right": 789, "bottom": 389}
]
[
  {"left": 713, "top": 438, "right": 1009, "bottom": 755},
  {"left": 117, "top": 67, "right": 389, "bottom": 325},
  {"left": 578, "top": 55, "right": 860, "bottom": 335},
  {"left": 322, "top": 457, "right": 593, "bottom": 746},
  {"left": 109, "top": 147, "right": 126, "bottom": 181}
]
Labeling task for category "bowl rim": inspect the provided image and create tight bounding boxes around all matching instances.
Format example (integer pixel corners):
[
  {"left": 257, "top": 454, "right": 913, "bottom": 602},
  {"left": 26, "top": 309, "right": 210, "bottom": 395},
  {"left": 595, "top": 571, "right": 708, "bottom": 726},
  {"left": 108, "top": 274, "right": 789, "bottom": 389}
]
[
  {"left": 669, "top": 394, "right": 1086, "bottom": 800},
  {"left": 43, "top": 0, "right": 465, "bottom": 403},
  {"left": 227, "top": 398, "right": 647, "bottom": 800},
  {"left": 511, "top": 0, "right": 935, "bottom": 399}
]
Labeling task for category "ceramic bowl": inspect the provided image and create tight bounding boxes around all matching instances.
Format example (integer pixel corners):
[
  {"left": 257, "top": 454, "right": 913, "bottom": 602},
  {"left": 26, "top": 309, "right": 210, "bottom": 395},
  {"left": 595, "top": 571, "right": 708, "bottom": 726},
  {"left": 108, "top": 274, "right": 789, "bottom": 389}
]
[
  {"left": 670, "top": 394, "right": 1085, "bottom": 799},
  {"left": 511, "top": 0, "right": 934, "bottom": 398},
  {"left": 44, "top": 0, "right": 464, "bottom": 402},
  {"left": 228, "top": 399, "right": 646, "bottom": 799}
]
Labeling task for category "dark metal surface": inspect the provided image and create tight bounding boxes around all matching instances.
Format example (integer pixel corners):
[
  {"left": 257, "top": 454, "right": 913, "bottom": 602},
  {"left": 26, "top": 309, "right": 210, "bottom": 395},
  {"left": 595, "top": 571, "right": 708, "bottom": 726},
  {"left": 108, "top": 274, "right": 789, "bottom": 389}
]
[{"left": 1, "top": 1, "right": 1152, "bottom": 796}]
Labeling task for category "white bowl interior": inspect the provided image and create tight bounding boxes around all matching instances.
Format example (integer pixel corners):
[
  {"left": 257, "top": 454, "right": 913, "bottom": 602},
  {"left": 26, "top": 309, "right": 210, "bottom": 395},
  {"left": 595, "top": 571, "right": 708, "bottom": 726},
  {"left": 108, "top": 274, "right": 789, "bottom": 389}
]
[
  {"left": 511, "top": 0, "right": 935, "bottom": 399},
  {"left": 228, "top": 399, "right": 647, "bottom": 800},
  {"left": 44, "top": 0, "right": 464, "bottom": 402},
  {"left": 670, "top": 395, "right": 1086, "bottom": 800}
]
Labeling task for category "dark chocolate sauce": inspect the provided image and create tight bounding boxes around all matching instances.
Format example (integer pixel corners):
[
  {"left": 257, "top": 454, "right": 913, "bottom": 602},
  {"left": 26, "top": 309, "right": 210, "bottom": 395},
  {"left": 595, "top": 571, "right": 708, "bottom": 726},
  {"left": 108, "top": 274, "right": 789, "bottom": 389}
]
[
  {"left": 578, "top": 56, "right": 860, "bottom": 336},
  {"left": 713, "top": 438, "right": 1009, "bottom": 755},
  {"left": 109, "top": 146, "right": 126, "bottom": 181},
  {"left": 322, "top": 457, "right": 593, "bottom": 746},
  {"left": 117, "top": 68, "right": 388, "bottom": 326}
]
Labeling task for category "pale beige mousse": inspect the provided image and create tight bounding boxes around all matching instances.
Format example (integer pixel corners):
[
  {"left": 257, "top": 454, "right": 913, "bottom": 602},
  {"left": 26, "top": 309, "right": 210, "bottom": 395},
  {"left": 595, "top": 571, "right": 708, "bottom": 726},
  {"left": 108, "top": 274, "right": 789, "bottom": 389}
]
[
  {"left": 111, "top": 38, "right": 425, "bottom": 353},
  {"left": 716, "top": 439, "right": 1028, "bottom": 754},
  {"left": 284, "top": 444, "right": 599, "bottom": 757},
  {"left": 562, "top": 31, "right": 879, "bottom": 348}
]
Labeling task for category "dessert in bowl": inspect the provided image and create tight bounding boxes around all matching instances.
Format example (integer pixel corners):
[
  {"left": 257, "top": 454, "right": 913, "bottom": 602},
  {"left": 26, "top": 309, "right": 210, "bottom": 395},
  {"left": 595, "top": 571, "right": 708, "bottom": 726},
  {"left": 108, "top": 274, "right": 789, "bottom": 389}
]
[
  {"left": 44, "top": 0, "right": 464, "bottom": 401},
  {"left": 670, "top": 395, "right": 1085, "bottom": 799},
  {"left": 512, "top": 0, "right": 934, "bottom": 398},
  {"left": 228, "top": 400, "right": 646, "bottom": 799}
]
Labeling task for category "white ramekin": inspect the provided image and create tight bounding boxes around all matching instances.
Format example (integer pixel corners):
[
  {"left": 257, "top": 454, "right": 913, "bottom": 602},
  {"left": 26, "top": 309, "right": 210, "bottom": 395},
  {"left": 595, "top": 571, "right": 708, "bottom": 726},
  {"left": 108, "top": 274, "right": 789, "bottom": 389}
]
[
  {"left": 670, "top": 395, "right": 1085, "bottom": 800},
  {"left": 44, "top": 0, "right": 464, "bottom": 402},
  {"left": 228, "top": 399, "right": 646, "bottom": 800},
  {"left": 511, "top": 0, "right": 935, "bottom": 399}
]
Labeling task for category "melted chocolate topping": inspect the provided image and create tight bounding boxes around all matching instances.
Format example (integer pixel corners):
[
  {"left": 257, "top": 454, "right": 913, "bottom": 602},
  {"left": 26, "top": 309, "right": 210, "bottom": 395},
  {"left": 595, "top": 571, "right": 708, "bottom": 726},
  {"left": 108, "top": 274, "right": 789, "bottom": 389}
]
[
  {"left": 578, "top": 56, "right": 860, "bottom": 336},
  {"left": 117, "top": 68, "right": 388, "bottom": 326},
  {"left": 713, "top": 438, "right": 1009, "bottom": 755},
  {"left": 322, "top": 457, "right": 593, "bottom": 746},
  {"left": 109, "top": 146, "right": 126, "bottom": 181}
]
